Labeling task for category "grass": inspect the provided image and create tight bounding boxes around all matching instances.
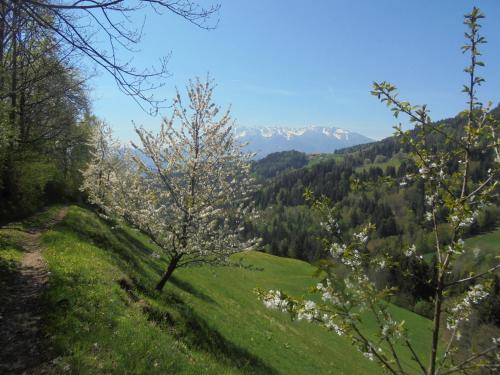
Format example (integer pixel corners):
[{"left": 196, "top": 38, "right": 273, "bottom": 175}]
[
  {"left": 354, "top": 158, "right": 401, "bottom": 173},
  {"left": 455, "top": 227, "right": 500, "bottom": 274},
  {"left": 9, "top": 205, "right": 435, "bottom": 374},
  {"left": 306, "top": 153, "right": 345, "bottom": 168},
  {"left": 0, "top": 204, "right": 65, "bottom": 232},
  {"left": 305, "top": 151, "right": 402, "bottom": 174},
  {"left": 422, "top": 227, "right": 500, "bottom": 273},
  {"left": 0, "top": 230, "right": 25, "bottom": 298}
]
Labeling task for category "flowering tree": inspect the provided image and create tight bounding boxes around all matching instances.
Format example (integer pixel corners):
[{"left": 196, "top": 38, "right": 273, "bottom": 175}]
[
  {"left": 81, "top": 118, "right": 122, "bottom": 208},
  {"left": 258, "top": 8, "right": 499, "bottom": 375},
  {"left": 83, "top": 78, "right": 258, "bottom": 291}
]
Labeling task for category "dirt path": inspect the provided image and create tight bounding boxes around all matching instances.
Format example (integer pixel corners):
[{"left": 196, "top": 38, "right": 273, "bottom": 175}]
[{"left": 0, "top": 207, "right": 68, "bottom": 374}]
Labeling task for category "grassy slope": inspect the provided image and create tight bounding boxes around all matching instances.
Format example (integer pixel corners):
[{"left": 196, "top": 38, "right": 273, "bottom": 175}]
[
  {"left": 455, "top": 227, "right": 500, "bottom": 273},
  {"left": 422, "top": 227, "right": 500, "bottom": 270},
  {"left": 33, "top": 206, "right": 433, "bottom": 374},
  {"left": 354, "top": 158, "right": 401, "bottom": 173}
]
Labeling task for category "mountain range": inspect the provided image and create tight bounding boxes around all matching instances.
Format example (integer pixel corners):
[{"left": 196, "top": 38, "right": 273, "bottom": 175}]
[{"left": 235, "top": 126, "right": 373, "bottom": 158}]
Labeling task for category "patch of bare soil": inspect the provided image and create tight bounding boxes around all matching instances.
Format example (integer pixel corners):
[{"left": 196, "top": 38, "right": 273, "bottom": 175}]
[{"left": 0, "top": 207, "right": 68, "bottom": 374}]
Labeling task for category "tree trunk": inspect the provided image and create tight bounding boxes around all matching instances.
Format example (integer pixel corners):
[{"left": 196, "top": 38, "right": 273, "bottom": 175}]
[
  {"left": 0, "top": 0, "right": 6, "bottom": 91},
  {"left": 9, "top": 1, "right": 18, "bottom": 130},
  {"left": 155, "top": 256, "right": 180, "bottom": 291},
  {"left": 427, "top": 286, "right": 442, "bottom": 375}
]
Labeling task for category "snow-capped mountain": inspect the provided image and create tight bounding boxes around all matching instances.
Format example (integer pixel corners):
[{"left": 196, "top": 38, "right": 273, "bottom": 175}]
[{"left": 235, "top": 126, "right": 373, "bottom": 158}]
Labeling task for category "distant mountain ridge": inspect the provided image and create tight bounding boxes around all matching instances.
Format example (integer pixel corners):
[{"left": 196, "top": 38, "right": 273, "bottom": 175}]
[{"left": 235, "top": 126, "right": 373, "bottom": 158}]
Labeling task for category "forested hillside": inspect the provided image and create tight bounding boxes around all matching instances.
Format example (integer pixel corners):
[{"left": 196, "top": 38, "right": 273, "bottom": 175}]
[
  {"left": 247, "top": 108, "right": 500, "bottom": 323},
  {"left": 250, "top": 108, "right": 500, "bottom": 259}
]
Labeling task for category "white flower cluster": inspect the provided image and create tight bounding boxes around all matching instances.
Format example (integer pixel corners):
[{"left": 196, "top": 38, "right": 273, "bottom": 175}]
[
  {"left": 261, "top": 288, "right": 347, "bottom": 336},
  {"left": 446, "top": 238, "right": 465, "bottom": 255},
  {"left": 425, "top": 194, "right": 436, "bottom": 206},
  {"left": 330, "top": 234, "right": 366, "bottom": 269},
  {"left": 405, "top": 244, "right": 416, "bottom": 257},
  {"left": 330, "top": 242, "right": 347, "bottom": 258},
  {"left": 374, "top": 257, "right": 386, "bottom": 270},
  {"left": 316, "top": 280, "right": 343, "bottom": 306},
  {"left": 297, "top": 300, "right": 320, "bottom": 322},
  {"left": 418, "top": 159, "right": 446, "bottom": 181},
  {"left": 419, "top": 166, "right": 429, "bottom": 179},
  {"left": 446, "top": 284, "right": 489, "bottom": 333},
  {"left": 353, "top": 230, "right": 369, "bottom": 244},
  {"left": 320, "top": 214, "right": 341, "bottom": 235},
  {"left": 262, "top": 290, "right": 289, "bottom": 312},
  {"left": 363, "top": 351, "right": 375, "bottom": 361},
  {"left": 381, "top": 317, "right": 403, "bottom": 339},
  {"left": 323, "top": 314, "right": 345, "bottom": 336},
  {"left": 399, "top": 174, "right": 414, "bottom": 187},
  {"left": 450, "top": 210, "right": 479, "bottom": 229}
]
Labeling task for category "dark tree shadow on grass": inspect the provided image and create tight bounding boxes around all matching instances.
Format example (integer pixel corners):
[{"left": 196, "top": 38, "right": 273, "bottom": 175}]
[
  {"left": 170, "top": 276, "right": 217, "bottom": 304},
  {"left": 50, "top": 209, "right": 277, "bottom": 373},
  {"left": 144, "top": 292, "right": 279, "bottom": 375},
  {"left": 54, "top": 212, "right": 166, "bottom": 286}
]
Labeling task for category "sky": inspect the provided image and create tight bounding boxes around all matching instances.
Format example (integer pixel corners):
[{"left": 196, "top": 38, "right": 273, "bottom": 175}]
[{"left": 90, "top": 0, "right": 500, "bottom": 141}]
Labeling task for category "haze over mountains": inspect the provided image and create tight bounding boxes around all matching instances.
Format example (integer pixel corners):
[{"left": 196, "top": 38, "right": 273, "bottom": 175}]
[{"left": 235, "top": 126, "right": 373, "bottom": 158}]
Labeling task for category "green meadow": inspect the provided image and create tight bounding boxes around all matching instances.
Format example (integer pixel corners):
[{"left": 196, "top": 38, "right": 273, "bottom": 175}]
[{"left": 0, "top": 205, "right": 432, "bottom": 374}]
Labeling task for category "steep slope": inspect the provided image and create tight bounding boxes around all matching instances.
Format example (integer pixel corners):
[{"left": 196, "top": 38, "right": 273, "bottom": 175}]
[
  {"left": 0, "top": 205, "right": 435, "bottom": 374},
  {"left": 236, "top": 126, "right": 373, "bottom": 158}
]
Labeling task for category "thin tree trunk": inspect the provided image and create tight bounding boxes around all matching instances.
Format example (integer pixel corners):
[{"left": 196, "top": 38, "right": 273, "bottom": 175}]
[
  {"left": 428, "top": 286, "right": 443, "bottom": 375},
  {"left": 155, "top": 256, "right": 180, "bottom": 291},
  {"left": 9, "top": 0, "right": 18, "bottom": 130},
  {"left": 0, "top": 0, "right": 6, "bottom": 91}
]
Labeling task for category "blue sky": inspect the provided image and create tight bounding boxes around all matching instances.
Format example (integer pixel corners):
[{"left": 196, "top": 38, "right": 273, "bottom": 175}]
[{"left": 90, "top": 0, "right": 500, "bottom": 141}]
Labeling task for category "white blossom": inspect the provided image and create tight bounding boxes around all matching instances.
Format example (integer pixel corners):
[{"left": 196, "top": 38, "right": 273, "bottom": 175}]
[
  {"left": 297, "top": 300, "right": 319, "bottom": 322},
  {"left": 81, "top": 79, "right": 259, "bottom": 290},
  {"left": 262, "top": 290, "right": 289, "bottom": 311},
  {"left": 363, "top": 352, "right": 374, "bottom": 361},
  {"left": 405, "top": 244, "right": 416, "bottom": 257},
  {"left": 447, "top": 284, "right": 489, "bottom": 331},
  {"left": 353, "top": 231, "right": 369, "bottom": 244}
]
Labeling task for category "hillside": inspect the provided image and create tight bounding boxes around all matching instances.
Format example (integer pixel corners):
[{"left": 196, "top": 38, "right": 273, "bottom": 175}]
[
  {"left": 250, "top": 108, "right": 499, "bottom": 261},
  {"left": 0, "top": 206, "right": 433, "bottom": 374}
]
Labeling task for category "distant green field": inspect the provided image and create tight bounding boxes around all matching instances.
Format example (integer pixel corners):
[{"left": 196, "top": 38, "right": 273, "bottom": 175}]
[
  {"left": 422, "top": 227, "right": 500, "bottom": 272},
  {"left": 306, "top": 153, "right": 345, "bottom": 168},
  {"left": 8, "top": 205, "right": 433, "bottom": 374},
  {"left": 354, "top": 158, "right": 401, "bottom": 173},
  {"left": 455, "top": 227, "right": 500, "bottom": 274},
  {"left": 463, "top": 228, "right": 500, "bottom": 254}
]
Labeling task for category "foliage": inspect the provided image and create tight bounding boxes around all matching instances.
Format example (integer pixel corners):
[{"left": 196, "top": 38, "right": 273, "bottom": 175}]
[{"left": 0, "top": 2, "right": 95, "bottom": 221}]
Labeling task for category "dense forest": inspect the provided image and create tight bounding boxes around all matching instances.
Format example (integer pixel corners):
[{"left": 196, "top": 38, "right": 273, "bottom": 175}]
[{"left": 0, "top": 10, "right": 94, "bottom": 221}]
